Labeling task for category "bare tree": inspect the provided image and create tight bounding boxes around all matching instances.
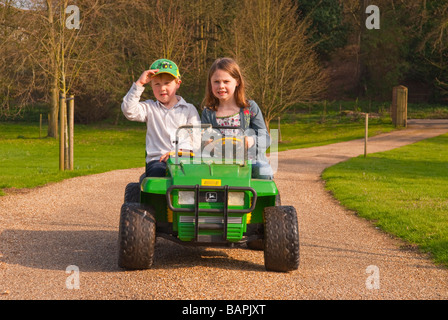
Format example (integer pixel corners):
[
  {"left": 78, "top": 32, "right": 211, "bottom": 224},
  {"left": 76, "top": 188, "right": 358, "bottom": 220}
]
[
  {"left": 232, "top": 0, "right": 328, "bottom": 129},
  {"left": 120, "top": 0, "right": 194, "bottom": 75},
  {"left": 0, "top": 1, "right": 42, "bottom": 119},
  {"left": 420, "top": 2, "right": 448, "bottom": 97},
  {"left": 43, "top": 0, "right": 114, "bottom": 136},
  {"left": 0, "top": 0, "right": 121, "bottom": 134}
]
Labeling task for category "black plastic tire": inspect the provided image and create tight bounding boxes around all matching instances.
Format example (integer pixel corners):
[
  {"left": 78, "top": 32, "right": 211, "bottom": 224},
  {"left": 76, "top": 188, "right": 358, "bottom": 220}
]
[
  {"left": 263, "top": 206, "right": 300, "bottom": 272},
  {"left": 246, "top": 193, "right": 281, "bottom": 251},
  {"left": 118, "top": 203, "right": 156, "bottom": 269},
  {"left": 275, "top": 193, "right": 281, "bottom": 206},
  {"left": 124, "top": 183, "right": 140, "bottom": 203}
]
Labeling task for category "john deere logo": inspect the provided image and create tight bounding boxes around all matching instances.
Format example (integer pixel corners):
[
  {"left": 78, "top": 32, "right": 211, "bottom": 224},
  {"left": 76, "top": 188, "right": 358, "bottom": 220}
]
[
  {"left": 205, "top": 192, "right": 217, "bottom": 202},
  {"left": 159, "top": 62, "right": 172, "bottom": 69}
]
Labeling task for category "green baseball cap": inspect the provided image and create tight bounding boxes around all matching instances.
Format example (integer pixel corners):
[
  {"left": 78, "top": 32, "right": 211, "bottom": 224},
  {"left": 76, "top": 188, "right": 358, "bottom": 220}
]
[{"left": 150, "top": 58, "right": 180, "bottom": 79}]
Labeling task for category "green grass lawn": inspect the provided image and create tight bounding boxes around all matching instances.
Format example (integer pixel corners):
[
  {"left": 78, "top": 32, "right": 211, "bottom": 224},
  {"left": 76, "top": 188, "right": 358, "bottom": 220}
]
[
  {"left": 0, "top": 111, "right": 395, "bottom": 195},
  {"left": 0, "top": 122, "right": 147, "bottom": 195},
  {"left": 322, "top": 133, "right": 448, "bottom": 266},
  {"left": 270, "top": 100, "right": 396, "bottom": 151},
  {"left": 270, "top": 119, "right": 394, "bottom": 151}
]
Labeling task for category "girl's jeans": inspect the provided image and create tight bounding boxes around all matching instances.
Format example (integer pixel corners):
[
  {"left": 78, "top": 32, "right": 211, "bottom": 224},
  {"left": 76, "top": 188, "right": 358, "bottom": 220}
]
[{"left": 251, "top": 160, "right": 273, "bottom": 180}]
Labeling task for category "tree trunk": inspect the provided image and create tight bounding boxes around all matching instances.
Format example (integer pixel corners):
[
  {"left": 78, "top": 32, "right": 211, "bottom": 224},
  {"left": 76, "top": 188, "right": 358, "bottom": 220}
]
[
  {"left": 48, "top": 76, "right": 58, "bottom": 138},
  {"left": 46, "top": 0, "right": 58, "bottom": 138},
  {"left": 356, "top": 0, "right": 370, "bottom": 96}
]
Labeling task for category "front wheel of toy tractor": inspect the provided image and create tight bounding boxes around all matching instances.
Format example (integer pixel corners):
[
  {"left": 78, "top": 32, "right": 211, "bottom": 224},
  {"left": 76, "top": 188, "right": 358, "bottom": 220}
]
[
  {"left": 263, "top": 206, "right": 300, "bottom": 272},
  {"left": 124, "top": 182, "right": 140, "bottom": 203},
  {"left": 247, "top": 193, "right": 282, "bottom": 251},
  {"left": 118, "top": 203, "right": 156, "bottom": 269}
]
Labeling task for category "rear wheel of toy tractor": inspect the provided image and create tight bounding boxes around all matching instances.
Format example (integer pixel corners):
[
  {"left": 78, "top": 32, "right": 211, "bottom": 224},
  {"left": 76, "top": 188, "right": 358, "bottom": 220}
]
[
  {"left": 263, "top": 206, "right": 299, "bottom": 272},
  {"left": 118, "top": 203, "right": 156, "bottom": 269}
]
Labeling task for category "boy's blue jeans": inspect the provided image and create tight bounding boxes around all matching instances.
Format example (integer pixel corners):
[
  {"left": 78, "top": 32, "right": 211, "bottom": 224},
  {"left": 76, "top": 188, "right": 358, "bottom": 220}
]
[{"left": 145, "top": 160, "right": 167, "bottom": 177}]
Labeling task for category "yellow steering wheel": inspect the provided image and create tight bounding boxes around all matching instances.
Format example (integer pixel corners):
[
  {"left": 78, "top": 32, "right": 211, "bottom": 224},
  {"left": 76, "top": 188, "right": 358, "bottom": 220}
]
[
  {"left": 207, "top": 137, "right": 245, "bottom": 158},
  {"left": 216, "top": 137, "right": 242, "bottom": 145},
  {"left": 169, "top": 149, "right": 195, "bottom": 158}
]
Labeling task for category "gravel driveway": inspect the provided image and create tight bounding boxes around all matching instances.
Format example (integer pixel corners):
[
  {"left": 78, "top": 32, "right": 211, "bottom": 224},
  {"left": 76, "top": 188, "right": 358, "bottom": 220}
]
[{"left": 1, "top": 119, "right": 448, "bottom": 300}]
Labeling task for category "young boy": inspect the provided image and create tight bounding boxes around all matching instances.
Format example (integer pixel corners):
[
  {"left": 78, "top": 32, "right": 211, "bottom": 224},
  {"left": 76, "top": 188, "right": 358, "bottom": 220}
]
[{"left": 121, "top": 58, "right": 200, "bottom": 177}]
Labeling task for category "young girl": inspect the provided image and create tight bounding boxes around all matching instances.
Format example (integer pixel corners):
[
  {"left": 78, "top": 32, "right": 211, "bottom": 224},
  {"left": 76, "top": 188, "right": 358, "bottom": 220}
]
[{"left": 201, "top": 57, "right": 273, "bottom": 179}]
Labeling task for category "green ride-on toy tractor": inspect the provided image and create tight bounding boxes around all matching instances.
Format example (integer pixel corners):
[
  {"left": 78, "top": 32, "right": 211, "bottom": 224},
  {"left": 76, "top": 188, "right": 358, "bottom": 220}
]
[{"left": 118, "top": 124, "right": 299, "bottom": 272}]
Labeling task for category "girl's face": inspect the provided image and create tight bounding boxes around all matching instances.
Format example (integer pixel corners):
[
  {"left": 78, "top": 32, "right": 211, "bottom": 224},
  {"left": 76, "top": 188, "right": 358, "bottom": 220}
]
[{"left": 210, "top": 69, "right": 239, "bottom": 103}]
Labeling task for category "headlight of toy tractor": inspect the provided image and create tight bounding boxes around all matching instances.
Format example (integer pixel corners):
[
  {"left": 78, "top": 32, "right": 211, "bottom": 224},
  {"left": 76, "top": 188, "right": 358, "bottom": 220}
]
[
  {"left": 178, "top": 191, "right": 195, "bottom": 205},
  {"left": 228, "top": 192, "right": 245, "bottom": 206},
  {"left": 177, "top": 191, "right": 245, "bottom": 206}
]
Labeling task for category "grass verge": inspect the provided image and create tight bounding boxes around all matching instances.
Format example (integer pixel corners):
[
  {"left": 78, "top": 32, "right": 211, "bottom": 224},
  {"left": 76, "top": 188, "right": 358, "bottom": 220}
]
[
  {"left": 270, "top": 118, "right": 394, "bottom": 151},
  {"left": 0, "top": 122, "right": 146, "bottom": 195},
  {"left": 1, "top": 114, "right": 394, "bottom": 195},
  {"left": 322, "top": 133, "right": 448, "bottom": 267}
]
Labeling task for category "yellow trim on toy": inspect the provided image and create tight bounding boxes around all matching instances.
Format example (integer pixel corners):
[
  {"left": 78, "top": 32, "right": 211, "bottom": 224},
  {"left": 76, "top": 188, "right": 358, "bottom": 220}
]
[
  {"left": 167, "top": 195, "right": 173, "bottom": 222},
  {"left": 201, "top": 179, "right": 221, "bottom": 186},
  {"left": 246, "top": 212, "right": 252, "bottom": 224},
  {"left": 169, "top": 150, "right": 195, "bottom": 157}
]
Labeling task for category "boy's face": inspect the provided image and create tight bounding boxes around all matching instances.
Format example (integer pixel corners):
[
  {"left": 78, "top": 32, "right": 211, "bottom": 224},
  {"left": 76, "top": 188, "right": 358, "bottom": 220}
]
[{"left": 150, "top": 73, "right": 181, "bottom": 107}]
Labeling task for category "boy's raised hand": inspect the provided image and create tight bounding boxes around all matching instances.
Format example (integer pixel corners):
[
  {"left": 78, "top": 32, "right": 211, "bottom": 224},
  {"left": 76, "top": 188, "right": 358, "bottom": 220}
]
[{"left": 135, "top": 69, "right": 159, "bottom": 87}]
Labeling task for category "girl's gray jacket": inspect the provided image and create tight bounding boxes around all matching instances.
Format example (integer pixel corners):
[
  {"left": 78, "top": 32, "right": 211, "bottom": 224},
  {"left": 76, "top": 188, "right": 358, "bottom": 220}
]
[{"left": 201, "top": 100, "right": 271, "bottom": 162}]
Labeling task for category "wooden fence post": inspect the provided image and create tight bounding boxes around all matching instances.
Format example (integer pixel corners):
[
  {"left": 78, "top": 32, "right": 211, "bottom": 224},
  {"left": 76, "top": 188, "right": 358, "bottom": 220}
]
[
  {"left": 391, "top": 86, "right": 408, "bottom": 127},
  {"left": 68, "top": 95, "right": 74, "bottom": 171},
  {"left": 278, "top": 117, "right": 282, "bottom": 143},
  {"left": 64, "top": 100, "right": 69, "bottom": 170},
  {"left": 364, "top": 113, "right": 369, "bottom": 158},
  {"left": 59, "top": 93, "right": 66, "bottom": 171}
]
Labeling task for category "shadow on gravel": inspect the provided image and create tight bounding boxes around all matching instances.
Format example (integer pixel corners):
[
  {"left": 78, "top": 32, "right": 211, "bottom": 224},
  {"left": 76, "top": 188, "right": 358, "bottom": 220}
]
[
  {"left": 0, "top": 230, "right": 265, "bottom": 272},
  {"left": 152, "top": 238, "right": 266, "bottom": 272},
  {"left": 0, "top": 229, "right": 119, "bottom": 272}
]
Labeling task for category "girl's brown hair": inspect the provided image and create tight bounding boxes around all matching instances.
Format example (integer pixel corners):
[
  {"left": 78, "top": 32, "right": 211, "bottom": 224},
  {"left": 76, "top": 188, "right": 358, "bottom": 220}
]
[{"left": 202, "top": 57, "right": 249, "bottom": 111}]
